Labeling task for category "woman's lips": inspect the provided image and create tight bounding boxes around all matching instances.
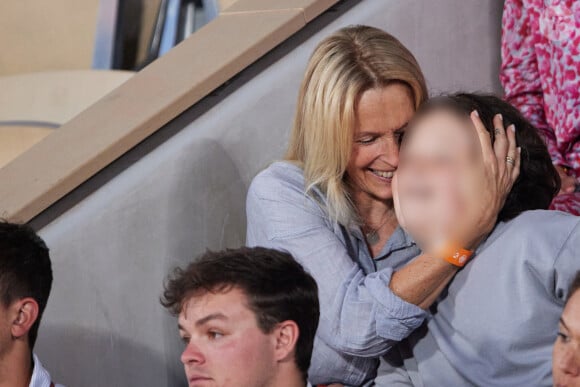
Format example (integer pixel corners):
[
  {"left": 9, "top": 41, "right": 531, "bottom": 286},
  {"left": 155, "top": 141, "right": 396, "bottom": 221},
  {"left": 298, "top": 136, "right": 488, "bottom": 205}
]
[{"left": 369, "top": 168, "right": 394, "bottom": 179}]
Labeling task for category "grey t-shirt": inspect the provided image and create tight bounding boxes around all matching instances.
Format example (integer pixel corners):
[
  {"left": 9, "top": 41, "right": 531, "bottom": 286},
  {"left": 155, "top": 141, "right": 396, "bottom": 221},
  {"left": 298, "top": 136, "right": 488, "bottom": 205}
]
[{"left": 377, "top": 210, "right": 580, "bottom": 387}]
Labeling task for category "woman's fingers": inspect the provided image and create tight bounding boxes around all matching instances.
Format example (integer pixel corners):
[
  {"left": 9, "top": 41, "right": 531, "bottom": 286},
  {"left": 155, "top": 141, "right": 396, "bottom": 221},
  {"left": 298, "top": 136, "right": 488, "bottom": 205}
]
[
  {"left": 470, "top": 110, "right": 494, "bottom": 165},
  {"left": 493, "top": 114, "right": 509, "bottom": 164},
  {"left": 511, "top": 147, "right": 521, "bottom": 182},
  {"left": 505, "top": 124, "right": 519, "bottom": 185},
  {"left": 505, "top": 124, "right": 517, "bottom": 161}
]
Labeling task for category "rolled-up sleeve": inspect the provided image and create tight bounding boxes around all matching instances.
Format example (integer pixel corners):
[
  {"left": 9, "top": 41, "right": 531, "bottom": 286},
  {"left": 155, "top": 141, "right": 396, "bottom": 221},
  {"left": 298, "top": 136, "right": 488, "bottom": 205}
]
[{"left": 246, "top": 165, "right": 425, "bottom": 384}]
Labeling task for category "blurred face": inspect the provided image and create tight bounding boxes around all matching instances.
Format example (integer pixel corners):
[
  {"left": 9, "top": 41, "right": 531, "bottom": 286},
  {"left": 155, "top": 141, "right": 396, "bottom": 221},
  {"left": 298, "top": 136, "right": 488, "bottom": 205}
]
[
  {"left": 553, "top": 290, "right": 580, "bottom": 387},
  {"left": 346, "top": 84, "right": 414, "bottom": 205},
  {"left": 178, "top": 288, "right": 278, "bottom": 387},
  {"left": 395, "top": 109, "right": 479, "bottom": 246}
]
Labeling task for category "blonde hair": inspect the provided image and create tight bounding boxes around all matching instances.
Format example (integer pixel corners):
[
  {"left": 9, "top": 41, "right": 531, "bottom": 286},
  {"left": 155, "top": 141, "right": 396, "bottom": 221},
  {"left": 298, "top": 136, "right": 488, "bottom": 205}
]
[{"left": 286, "top": 25, "right": 428, "bottom": 225}]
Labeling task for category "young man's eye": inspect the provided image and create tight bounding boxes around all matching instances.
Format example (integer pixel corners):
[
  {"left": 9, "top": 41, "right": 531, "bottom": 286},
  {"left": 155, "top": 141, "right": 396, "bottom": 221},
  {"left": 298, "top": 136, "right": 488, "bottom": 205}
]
[
  {"left": 180, "top": 336, "right": 190, "bottom": 345},
  {"left": 208, "top": 331, "right": 224, "bottom": 340}
]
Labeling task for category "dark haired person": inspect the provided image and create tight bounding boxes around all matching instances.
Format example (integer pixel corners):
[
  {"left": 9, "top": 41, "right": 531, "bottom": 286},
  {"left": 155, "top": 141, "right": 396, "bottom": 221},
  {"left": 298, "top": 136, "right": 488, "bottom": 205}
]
[
  {"left": 378, "top": 93, "right": 580, "bottom": 386},
  {"left": 161, "top": 247, "right": 320, "bottom": 387},
  {"left": 0, "top": 222, "right": 62, "bottom": 387},
  {"left": 553, "top": 271, "right": 580, "bottom": 387}
]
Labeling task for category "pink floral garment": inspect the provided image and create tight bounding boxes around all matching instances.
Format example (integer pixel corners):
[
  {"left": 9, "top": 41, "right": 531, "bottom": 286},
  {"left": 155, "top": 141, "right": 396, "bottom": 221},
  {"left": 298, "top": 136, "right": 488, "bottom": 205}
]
[{"left": 501, "top": 0, "right": 580, "bottom": 215}]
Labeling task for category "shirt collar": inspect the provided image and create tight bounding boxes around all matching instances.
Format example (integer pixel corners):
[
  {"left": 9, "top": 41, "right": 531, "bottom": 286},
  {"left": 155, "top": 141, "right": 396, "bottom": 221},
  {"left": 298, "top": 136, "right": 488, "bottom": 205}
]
[
  {"left": 349, "top": 224, "right": 416, "bottom": 251},
  {"left": 30, "top": 354, "right": 52, "bottom": 387}
]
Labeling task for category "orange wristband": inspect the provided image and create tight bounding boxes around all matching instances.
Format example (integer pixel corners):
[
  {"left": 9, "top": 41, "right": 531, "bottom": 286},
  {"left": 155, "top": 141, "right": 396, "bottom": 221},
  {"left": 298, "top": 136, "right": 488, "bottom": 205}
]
[{"left": 434, "top": 243, "right": 474, "bottom": 268}]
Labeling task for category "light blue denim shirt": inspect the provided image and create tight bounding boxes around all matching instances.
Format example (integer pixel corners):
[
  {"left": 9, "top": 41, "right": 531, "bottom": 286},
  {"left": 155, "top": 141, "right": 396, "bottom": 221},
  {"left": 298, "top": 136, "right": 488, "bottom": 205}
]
[
  {"left": 375, "top": 210, "right": 580, "bottom": 387},
  {"left": 246, "top": 162, "right": 425, "bottom": 386}
]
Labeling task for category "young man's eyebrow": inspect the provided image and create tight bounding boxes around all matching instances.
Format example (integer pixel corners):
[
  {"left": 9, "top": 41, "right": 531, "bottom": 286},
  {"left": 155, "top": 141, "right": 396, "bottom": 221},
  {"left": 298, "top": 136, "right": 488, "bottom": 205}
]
[{"left": 195, "top": 313, "right": 228, "bottom": 327}]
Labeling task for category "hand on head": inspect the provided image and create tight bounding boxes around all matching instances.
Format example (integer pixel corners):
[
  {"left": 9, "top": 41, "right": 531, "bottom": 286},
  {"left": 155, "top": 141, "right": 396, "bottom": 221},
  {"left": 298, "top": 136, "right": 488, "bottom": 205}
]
[{"left": 393, "top": 96, "right": 521, "bottom": 254}]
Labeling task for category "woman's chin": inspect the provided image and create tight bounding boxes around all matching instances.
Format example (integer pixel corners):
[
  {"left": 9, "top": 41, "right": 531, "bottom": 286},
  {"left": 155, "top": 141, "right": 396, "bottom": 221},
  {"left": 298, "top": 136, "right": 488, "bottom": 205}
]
[{"left": 367, "top": 186, "right": 394, "bottom": 202}]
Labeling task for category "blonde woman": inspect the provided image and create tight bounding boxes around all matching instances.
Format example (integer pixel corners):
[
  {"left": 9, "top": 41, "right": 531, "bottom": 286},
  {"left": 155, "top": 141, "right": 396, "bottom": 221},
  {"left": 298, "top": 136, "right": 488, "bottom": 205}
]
[{"left": 246, "top": 26, "right": 519, "bottom": 386}]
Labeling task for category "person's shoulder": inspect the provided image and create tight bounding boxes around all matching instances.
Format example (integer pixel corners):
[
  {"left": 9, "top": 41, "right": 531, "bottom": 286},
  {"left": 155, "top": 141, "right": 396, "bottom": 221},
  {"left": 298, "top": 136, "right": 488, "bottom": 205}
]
[
  {"left": 247, "top": 161, "right": 329, "bottom": 220},
  {"left": 502, "top": 210, "right": 580, "bottom": 250},
  {"left": 509, "top": 209, "right": 580, "bottom": 231},
  {"left": 248, "top": 161, "right": 307, "bottom": 200}
]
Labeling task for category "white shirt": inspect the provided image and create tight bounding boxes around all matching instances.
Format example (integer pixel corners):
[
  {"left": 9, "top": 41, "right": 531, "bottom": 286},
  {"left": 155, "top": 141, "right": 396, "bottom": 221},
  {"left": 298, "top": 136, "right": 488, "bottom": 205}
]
[{"left": 30, "top": 354, "right": 64, "bottom": 387}]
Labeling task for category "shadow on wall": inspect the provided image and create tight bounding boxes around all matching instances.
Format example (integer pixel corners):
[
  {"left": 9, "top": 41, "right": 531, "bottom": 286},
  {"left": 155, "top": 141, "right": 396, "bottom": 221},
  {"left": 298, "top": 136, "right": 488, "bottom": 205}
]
[
  {"left": 35, "top": 138, "right": 246, "bottom": 387},
  {"left": 36, "top": 324, "right": 187, "bottom": 387}
]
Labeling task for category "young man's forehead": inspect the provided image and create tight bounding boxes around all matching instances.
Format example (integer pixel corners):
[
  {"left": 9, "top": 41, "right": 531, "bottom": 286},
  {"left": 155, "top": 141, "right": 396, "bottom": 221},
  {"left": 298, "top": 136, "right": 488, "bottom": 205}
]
[{"left": 179, "top": 287, "right": 252, "bottom": 322}]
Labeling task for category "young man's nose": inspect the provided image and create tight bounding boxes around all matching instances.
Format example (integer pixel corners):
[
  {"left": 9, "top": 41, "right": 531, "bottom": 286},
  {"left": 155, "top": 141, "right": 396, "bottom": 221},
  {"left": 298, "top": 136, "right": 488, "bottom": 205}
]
[{"left": 181, "top": 342, "right": 205, "bottom": 365}]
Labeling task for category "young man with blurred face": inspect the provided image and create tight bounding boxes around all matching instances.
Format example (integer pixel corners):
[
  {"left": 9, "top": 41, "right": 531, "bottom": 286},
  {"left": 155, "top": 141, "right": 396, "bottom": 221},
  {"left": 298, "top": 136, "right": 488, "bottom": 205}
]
[
  {"left": 161, "top": 247, "right": 320, "bottom": 387},
  {"left": 0, "top": 222, "right": 63, "bottom": 387}
]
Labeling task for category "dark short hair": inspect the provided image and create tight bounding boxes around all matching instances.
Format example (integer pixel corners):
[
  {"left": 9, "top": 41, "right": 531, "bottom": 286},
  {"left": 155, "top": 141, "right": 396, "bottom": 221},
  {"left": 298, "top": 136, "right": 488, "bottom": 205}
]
[
  {"left": 406, "top": 93, "right": 560, "bottom": 222},
  {"left": 567, "top": 271, "right": 580, "bottom": 303},
  {"left": 0, "top": 221, "right": 53, "bottom": 349},
  {"left": 161, "top": 247, "right": 320, "bottom": 382}
]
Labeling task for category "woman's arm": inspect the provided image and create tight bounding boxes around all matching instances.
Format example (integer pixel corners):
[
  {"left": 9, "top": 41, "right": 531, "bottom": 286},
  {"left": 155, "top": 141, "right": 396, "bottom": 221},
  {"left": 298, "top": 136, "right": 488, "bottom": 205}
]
[{"left": 390, "top": 257, "right": 457, "bottom": 309}]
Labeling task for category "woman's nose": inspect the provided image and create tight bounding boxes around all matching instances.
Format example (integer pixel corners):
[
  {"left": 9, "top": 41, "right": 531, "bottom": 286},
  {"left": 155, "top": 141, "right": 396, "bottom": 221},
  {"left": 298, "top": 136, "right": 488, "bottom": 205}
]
[
  {"left": 181, "top": 342, "right": 205, "bottom": 365},
  {"left": 378, "top": 138, "right": 399, "bottom": 167},
  {"left": 558, "top": 346, "right": 580, "bottom": 376}
]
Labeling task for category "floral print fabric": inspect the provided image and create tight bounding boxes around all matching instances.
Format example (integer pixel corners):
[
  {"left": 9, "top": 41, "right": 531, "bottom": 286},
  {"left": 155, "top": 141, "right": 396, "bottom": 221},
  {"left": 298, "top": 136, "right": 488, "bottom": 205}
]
[{"left": 501, "top": 0, "right": 580, "bottom": 214}]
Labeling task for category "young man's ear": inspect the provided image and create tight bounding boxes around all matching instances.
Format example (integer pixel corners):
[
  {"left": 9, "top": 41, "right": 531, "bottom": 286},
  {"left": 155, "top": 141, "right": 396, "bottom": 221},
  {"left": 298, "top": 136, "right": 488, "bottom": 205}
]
[
  {"left": 10, "top": 298, "right": 39, "bottom": 340},
  {"left": 272, "top": 320, "right": 300, "bottom": 362}
]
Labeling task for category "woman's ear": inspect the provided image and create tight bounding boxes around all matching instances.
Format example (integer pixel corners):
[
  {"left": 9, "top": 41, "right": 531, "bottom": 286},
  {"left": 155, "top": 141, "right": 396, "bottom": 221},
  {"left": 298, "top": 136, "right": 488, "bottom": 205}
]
[
  {"left": 11, "top": 298, "right": 39, "bottom": 340},
  {"left": 272, "top": 320, "right": 300, "bottom": 363}
]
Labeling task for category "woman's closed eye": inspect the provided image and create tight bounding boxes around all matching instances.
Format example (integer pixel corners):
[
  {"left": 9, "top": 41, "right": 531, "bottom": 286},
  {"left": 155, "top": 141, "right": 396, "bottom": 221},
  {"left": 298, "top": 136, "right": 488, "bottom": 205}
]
[
  {"left": 394, "top": 130, "right": 405, "bottom": 146},
  {"left": 558, "top": 331, "right": 571, "bottom": 343},
  {"left": 356, "top": 135, "right": 377, "bottom": 145}
]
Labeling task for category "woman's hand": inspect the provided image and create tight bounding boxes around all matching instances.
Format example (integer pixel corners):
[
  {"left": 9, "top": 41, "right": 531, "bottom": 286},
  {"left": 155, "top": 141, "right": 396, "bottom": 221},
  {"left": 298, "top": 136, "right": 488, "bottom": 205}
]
[
  {"left": 389, "top": 111, "right": 520, "bottom": 309},
  {"left": 394, "top": 111, "right": 520, "bottom": 253},
  {"left": 455, "top": 111, "right": 520, "bottom": 249}
]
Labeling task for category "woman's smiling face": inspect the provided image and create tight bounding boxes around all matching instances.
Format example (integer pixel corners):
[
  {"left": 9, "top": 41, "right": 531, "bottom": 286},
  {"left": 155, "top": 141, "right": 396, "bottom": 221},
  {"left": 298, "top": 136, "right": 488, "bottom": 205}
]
[{"left": 346, "top": 83, "right": 414, "bottom": 205}]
